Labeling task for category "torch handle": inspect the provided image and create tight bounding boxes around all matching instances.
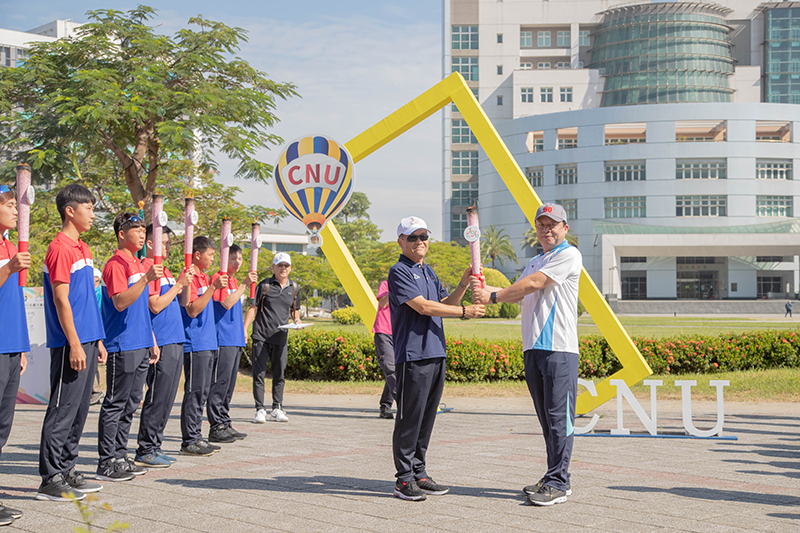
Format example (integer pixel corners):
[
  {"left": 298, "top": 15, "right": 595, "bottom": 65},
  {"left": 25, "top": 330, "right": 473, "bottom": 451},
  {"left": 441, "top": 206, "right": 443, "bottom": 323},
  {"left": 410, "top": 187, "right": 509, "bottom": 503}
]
[
  {"left": 250, "top": 223, "right": 260, "bottom": 299},
  {"left": 466, "top": 206, "right": 483, "bottom": 288},
  {"left": 16, "top": 164, "right": 31, "bottom": 287},
  {"left": 17, "top": 241, "right": 28, "bottom": 286}
]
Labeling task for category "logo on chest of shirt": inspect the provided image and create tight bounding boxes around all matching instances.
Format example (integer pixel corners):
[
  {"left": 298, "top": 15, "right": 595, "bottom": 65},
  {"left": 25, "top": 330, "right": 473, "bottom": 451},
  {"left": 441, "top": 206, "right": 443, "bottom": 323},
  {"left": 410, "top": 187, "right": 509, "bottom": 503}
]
[{"left": 413, "top": 274, "right": 420, "bottom": 280}]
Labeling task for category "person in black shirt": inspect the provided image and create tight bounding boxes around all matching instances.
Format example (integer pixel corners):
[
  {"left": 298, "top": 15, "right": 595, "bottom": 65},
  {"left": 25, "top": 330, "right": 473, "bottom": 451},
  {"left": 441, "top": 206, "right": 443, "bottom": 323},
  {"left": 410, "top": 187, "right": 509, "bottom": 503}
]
[{"left": 244, "top": 252, "right": 300, "bottom": 423}]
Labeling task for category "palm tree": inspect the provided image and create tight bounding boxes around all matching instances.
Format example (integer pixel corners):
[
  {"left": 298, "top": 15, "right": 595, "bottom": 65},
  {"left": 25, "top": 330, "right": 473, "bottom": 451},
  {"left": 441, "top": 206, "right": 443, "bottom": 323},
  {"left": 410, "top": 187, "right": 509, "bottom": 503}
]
[
  {"left": 521, "top": 225, "right": 579, "bottom": 254},
  {"left": 480, "top": 226, "right": 517, "bottom": 269}
]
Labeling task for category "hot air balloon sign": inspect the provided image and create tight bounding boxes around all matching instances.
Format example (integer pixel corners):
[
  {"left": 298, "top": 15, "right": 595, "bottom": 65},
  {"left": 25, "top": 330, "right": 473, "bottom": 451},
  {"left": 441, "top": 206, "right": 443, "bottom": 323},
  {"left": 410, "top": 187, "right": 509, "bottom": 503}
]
[{"left": 274, "top": 135, "right": 354, "bottom": 243}]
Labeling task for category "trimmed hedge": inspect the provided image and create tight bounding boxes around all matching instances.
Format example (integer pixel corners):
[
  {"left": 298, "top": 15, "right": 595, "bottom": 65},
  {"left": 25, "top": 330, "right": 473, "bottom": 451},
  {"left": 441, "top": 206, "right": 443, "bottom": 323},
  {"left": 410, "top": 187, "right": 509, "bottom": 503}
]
[{"left": 241, "top": 329, "right": 800, "bottom": 382}]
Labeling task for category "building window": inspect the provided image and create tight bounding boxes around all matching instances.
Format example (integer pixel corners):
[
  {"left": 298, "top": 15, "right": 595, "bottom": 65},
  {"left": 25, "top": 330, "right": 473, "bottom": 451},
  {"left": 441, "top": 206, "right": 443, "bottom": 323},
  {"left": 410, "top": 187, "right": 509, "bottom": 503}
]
[
  {"left": 756, "top": 195, "right": 793, "bottom": 217},
  {"left": 540, "top": 87, "right": 553, "bottom": 102},
  {"left": 538, "top": 62, "right": 551, "bottom": 70},
  {"left": 756, "top": 160, "right": 792, "bottom": 180},
  {"left": 452, "top": 57, "right": 479, "bottom": 81},
  {"left": 556, "top": 165, "right": 577, "bottom": 184},
  {"left": 757, "top": 276, "right": 783, "bottom": 298},
  {"left": 676, "top": 195, "right": 727, "bottom": 217},
  {"left": 557, "top": 31, "right": 570, "bottom": 47},
  {"left": 538, "top": 31, "right": 551, "bottom": 47},
  {"left": 605, "top": 162, "right": 646, "bottom": 182},
  {"left": 451, "top": 213, "right": 468, "bottom": 237},
  {"left": 451, "top": 119, "right": 477, "bottom": 144},
  {"left": 621, "top": 257, "right": 647, "bottom": 263},
  {"left": 605, "top": 196, "right": 646, "bottom": 218},
  {"left": 579, "top": 30, "right": 590, "bottom": 46},
  {"left": 497, "top": 65, "right": 503, "bottom": 75},
  {"left": 676, "top": 257, "right": 716, "bottom": 265},
  {"left": 529, "top": 134, "right": 544, "bottom": 152},
  {"left": 622, "top": 276, "right": 647, "bottom": 300},
  {"left": 520, "top": 62, "right": 532, "bottom": 70},
  {"left": 558, "top": 138, "right": 577, "bottom": 150},
  {"left": 452, "top": 87, "right": 479, "bottom": 113},
  {"left": 451, "top": 182, "right": 479, "bottom": 207},
  {"left": 560, "top": 87, "right": 573, "bottom": 102},
  {"left": 497, "top": 33, "right": 503, "bottom": 44},
  {"left": 520, "top": 31, "right": 532, "bottom": 48},
  {"left": 526, "top": 167, "right": 543, "bottom": 187},
  {"left": 556, "top": 199, "right": 577, "bottom": 220},
  {"left": 757, "top": 256, "right": 787, "bottom": 263},
  {"left": 275, "top": 243, "right": 304, "bottom": 253},
  {"left": 557, "top": 62, "right": 570, "bottom": 69},
  {"left": 676, "top": 160, "right": 727, "bottom": 180},
  {"left": 452, "top": 26, "right": 478, "bottom": 50},
  {"left": 497, "top": 95, "right": 503, "bottom": 106},
  {"left": 521, "top": 88, "right": 534, "bottom": 103},
  {"left": 452, "top": 151, "right": 478, "bottom": 175}
]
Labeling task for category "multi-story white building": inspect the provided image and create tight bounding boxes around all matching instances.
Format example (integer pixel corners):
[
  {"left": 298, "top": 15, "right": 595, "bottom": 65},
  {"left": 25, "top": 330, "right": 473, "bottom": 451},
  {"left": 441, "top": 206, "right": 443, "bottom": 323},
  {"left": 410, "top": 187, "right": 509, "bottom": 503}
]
[
  {"left": 443, "top": 0, "right": 800, "bottom": 302},
  {"left": 0, "top": 19, "right": 82, "bottom": 66}
]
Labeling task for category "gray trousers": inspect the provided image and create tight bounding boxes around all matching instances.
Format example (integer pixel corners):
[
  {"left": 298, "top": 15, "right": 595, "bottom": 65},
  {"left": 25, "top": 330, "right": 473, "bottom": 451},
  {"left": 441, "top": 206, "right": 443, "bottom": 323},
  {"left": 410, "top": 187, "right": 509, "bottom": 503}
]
[
  {"left": 207, "top": 345, "right": 242, "bottom": 430},
  {"left": 392, "top": 358, "right": 445, "bottom": 482},
  {"left": 251, "top": 341, "right": 287, "bottom": 410},
  {"left": 0, "top": 353, "right": 21, "bottom": 452},
  {"left": 181, "top": 350, "right": 215, "bottom": 446},
  {"left": 374, "top": 333, "right": 396, "bottom": 410},
  {"left": 39, "top": 342, "right": 98, "bottom": 481},
  {"left": 98, "top": 348, "right": 149, "bottom": 464},
  {"left": 524, "top": 349, "right": 579, "bottom": 493},
  {"left": 137, "top": 343, "right": 183, "bottom": 456}
]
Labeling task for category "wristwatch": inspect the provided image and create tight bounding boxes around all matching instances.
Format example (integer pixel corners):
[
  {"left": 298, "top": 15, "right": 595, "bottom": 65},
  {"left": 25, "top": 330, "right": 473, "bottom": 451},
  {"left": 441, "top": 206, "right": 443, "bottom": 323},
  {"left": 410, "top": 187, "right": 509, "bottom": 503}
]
[{"left": 490, "top": 292, "right": 497, "bottom": 304}]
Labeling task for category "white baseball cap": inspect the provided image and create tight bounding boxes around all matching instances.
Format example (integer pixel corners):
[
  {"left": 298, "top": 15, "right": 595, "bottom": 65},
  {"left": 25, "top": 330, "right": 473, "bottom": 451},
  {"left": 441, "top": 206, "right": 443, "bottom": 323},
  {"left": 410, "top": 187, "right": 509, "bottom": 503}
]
[
  {"left": 93, "top": 268, "right": 103, "bottom": 280},
  {"left": 397, "top": 216, "right": 431, "bottom": 237},
  {"left": 273, "top": 252, "right": 292, "bottom": 266}
]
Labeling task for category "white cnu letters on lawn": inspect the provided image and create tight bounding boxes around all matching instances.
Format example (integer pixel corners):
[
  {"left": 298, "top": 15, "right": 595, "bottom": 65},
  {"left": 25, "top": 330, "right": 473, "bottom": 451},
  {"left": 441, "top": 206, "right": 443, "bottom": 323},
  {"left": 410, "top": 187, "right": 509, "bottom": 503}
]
[{"left": 574, "top": 379, "right": 730, "bottom": 437}]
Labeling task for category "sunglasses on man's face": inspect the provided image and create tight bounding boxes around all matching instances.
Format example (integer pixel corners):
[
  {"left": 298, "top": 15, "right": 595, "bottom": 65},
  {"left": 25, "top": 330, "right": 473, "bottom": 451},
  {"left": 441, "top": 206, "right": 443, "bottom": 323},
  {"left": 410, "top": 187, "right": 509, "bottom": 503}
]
[{"left": 405, "top": 233, "right": 430, "bottom": 243}]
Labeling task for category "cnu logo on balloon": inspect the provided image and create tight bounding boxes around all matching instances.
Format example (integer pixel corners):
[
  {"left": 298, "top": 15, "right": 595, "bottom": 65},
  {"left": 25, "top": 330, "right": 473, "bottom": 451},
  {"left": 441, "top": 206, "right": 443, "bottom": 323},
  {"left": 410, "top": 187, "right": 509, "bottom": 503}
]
[{"left": 274, "top": 135, "right": 355, "bottom": 234}]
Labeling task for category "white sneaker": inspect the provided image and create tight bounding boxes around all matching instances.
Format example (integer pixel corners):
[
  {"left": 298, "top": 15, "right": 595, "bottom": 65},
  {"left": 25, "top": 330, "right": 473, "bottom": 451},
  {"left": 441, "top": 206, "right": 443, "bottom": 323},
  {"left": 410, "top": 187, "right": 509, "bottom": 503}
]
[
  {"left": 269, "top": 408, "right": 289, "bottom": 422},
  {"left": 253, "top": 409, "right": 267, "bottom": 424}
]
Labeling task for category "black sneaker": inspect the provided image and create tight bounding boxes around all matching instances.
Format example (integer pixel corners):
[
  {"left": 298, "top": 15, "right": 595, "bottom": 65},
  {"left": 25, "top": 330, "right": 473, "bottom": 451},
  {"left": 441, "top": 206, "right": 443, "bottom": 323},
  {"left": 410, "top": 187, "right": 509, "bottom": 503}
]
[
  {"left": 180, "top": 441, "right": 214, "bottom": 456},
  {"left": 527, "top": 484, "right": 568, "bottom": 506},
  {"left": 523, "top": 477, "right": 571, "bottom": 496},
  {"left": 200, "top": 439, "right": 221, "bottom": 452},
  {"left": 121, "top": 456, "right": 147, "bottom": 476},
  {"left": 379, "top": 406, "right": 394, "bottom": 419},
  {"left": 94, "top": 459, "right": 135, "bottom": 482},
  {"left": 36, "top": 473, "right": 87, "bottom": 501},
  {"left": 0, "top": 512, "right": 12, "bottom": 527},
  {"left": 65, "top": 468, "right": 103, "bottom": 493},
  {"left": 208, "top": 427, "right": 236, "bottom": 443},
  {"left": 227, "top": 426, "right": 247, "bottom": 440},
  {"left": 416, "top": 477, "right": 449, "bottom": 495},
  {"left": 0, "top": 504, "right": 22, "bottom": 519},
  {"left": 393, "top": 479, "right": 427, "bottom": 501},
  {"left": 89, "top": 391, "right": 104, "bottom": 406}
]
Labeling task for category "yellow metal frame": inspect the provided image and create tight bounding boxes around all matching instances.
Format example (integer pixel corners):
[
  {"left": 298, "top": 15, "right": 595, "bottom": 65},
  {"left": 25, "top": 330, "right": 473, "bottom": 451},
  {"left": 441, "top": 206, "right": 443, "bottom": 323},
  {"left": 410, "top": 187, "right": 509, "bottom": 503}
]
[{"left": 320, "top": 72, "right": 652, "bottom": 413}]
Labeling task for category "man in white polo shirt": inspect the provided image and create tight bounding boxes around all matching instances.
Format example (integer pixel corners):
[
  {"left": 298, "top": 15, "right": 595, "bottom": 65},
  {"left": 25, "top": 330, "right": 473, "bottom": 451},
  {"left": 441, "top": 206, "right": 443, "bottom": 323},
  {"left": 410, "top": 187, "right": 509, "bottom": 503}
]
[{"left": 472, "top": 203, "right": 582, "bottom": 506}]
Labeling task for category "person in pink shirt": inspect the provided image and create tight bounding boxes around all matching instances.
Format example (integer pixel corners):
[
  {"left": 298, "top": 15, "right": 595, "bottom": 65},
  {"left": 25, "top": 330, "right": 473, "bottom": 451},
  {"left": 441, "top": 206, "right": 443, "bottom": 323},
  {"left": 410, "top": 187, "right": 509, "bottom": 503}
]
[{"left": 372, "top": 280, "right": 395, "bottom": 419}]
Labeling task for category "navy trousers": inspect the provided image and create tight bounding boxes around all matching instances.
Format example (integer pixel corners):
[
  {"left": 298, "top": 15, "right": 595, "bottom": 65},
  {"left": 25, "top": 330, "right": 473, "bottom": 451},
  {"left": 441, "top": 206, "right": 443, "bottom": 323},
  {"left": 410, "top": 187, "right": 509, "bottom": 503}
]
[
  {"left": 39, "top": 342, "right": 98, "bottom": 481},
  {"left": 392, "top": 358, "right": 445, "bottom": 482},
  {"left": 524, "top": 349, "right": 579, "bottom": 492},
  {"left": 251, "top": 341, "right": 287, "bottom": 410},
  {"left": 98, "top": 348, "right": 149, "bottom": 464},
  {"left": 0, "top": 353, "right": 21, "bottom": 452},
  {"left": 207, "top": 345, "right": 242, "bottom": 431},
  {"left": 181, "top": 350, "right": 215, "bottom": 446},
  {"left": 137, "top": 343, "right": 183, "bottom": 456},
  {"left": 374, "top": 333, "right": 396, "bottom": 410}
]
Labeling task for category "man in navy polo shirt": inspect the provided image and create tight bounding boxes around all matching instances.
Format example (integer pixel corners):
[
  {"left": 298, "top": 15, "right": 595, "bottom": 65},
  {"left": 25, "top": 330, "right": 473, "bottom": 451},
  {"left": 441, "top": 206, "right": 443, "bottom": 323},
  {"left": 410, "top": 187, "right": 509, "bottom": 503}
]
[
  {"left": 97, "top": 212, "right": 163, "bottom": 482},
  {"left": 388, "top": 216, "right": 485, "bottom": 501}
]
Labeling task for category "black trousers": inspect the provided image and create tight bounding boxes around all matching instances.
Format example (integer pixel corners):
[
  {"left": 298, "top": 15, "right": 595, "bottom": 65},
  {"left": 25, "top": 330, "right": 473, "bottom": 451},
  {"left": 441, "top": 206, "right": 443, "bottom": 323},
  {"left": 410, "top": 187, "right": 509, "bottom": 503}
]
[
  {"left": 0, "top": 353, "right": 21, "bottom": 452},
  {"left": 97, "top": 348, "right": 149, "bottom": 465},
  {"left": 251, "top": 341, "right": 287, "bottom": 410},
  {"left": 524, "top": 349, "right": 579, "bottom": 492},
  {"left": 374, "top": 333, "right": 396, "bottom": 410},
  {"left": 392, "top": 358, "right": 445, "bottom": 482},
  {"left": 207, "top": 345, "right": 242, "bottom": 430},
  {"left": 137, "top": 343, "right": 183, "bottom": 456},
  {"left": 181, "top": 350, "right": 215, "bottom": 446},
  {"left": 39, "top": 342, "right": 98, "bottom": 481}
]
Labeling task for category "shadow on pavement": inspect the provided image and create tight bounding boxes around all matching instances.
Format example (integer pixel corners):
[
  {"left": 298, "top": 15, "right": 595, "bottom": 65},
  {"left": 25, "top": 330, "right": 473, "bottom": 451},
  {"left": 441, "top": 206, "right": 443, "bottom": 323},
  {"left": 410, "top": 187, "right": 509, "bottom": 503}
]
[
  {"left": 768, "top": 513, "right": 800, "bottom": 520},
  {"left": 608, "top": 486, "right": 800, "bottom": 506}
]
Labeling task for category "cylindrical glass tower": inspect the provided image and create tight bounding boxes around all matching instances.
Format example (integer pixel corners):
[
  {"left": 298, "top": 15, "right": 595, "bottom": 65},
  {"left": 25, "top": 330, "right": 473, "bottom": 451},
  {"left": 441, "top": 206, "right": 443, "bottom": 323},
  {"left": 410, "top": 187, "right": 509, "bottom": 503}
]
[{"left": 589, "top": 2, "right": 735, "bottom": 107}]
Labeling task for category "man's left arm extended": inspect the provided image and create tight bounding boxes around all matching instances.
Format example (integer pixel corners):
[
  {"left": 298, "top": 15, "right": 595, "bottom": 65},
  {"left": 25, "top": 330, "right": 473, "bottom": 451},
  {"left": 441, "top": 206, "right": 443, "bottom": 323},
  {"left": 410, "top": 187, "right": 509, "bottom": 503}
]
[{"left": 471, "top": 271, "right": 556, "bottom": 305}]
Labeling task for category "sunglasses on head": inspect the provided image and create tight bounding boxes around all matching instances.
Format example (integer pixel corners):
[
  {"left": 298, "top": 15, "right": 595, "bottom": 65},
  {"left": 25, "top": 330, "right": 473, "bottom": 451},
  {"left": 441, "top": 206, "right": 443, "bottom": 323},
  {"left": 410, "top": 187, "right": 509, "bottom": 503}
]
[
  {"left": 119, "top": 213, "right": 143, "bottom": 229},
  {"left": 405, "top": 233, "right": 429, "bottom": 243},
  {"left": 0, "top": 185, "right": 12, "bottom": 194}
]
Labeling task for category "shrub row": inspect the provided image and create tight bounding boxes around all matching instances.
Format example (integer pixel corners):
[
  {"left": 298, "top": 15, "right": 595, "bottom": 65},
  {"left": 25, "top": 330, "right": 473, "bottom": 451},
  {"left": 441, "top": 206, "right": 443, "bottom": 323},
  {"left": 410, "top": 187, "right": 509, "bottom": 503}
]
[{"left": 240, "top": 329, "right": 800, "bottom": 382}]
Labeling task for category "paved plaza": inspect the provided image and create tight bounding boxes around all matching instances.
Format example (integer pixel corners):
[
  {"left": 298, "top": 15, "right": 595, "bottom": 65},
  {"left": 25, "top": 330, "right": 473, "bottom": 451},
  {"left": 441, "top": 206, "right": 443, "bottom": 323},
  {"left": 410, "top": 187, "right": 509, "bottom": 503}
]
[{"left": 0, "top": 391, "right": 797, "bottom": 532}]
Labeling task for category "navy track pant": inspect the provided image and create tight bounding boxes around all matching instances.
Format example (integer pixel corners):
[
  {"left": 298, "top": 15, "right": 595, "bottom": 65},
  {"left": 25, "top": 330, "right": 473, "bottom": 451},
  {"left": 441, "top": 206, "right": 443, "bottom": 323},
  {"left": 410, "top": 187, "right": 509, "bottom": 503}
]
[
  {"left": 0, "top": 353, "right": 21, "bottom": 452},
  {"left": 137, "top": 343, "right": 183, "bottom": 456},
  {"left": 207, "top": 345, "right": 242, "bottom": 431},
  {"left": 524, "top": 349, "right": 579, "bottom": 492},
  {"left": 251, "top": 341, "right": 287, "bottom": 411},
  {"left": 39, "top": 342, "right": 98, "bottom": 481},
  {"left": 374, "top": 333, "right": 396, "bottom": 410},
  {"left": 181, "top": 350, "right": 215, "bottom": 446}
]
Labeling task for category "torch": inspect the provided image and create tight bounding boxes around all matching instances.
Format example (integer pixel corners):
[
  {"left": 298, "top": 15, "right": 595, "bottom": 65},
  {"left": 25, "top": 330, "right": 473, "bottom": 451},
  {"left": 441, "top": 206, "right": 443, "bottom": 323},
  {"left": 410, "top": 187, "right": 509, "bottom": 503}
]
[
  {"left": 15, "top": 164, "right": 32, "bottom": 287},
  {"left": 180, "top": 197, "right": 197, "bottom": 306},
  {"left": 250, "top": 222, "right": 261, "bottom": 299},
  {"left": 218, "top": 217, "right": 232, "bottom": 301},
  {"left": 465, "top": 201, "right": 483, "bottom": 288},
  {"left": 152, "top": 195, "right": 165, "bottom": 265}
]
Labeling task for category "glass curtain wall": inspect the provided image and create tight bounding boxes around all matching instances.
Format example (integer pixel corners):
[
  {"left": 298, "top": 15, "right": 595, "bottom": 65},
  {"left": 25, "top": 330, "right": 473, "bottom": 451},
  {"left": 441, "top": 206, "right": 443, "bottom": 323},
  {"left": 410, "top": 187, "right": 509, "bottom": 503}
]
[{"left": 764, "top": 7, "right": 800, "bottom": 104}]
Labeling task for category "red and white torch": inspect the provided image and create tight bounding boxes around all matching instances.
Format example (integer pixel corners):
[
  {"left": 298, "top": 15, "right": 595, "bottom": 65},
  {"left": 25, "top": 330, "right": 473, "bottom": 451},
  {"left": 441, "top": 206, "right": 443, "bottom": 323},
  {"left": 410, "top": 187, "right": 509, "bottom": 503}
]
[
  {"left": 465, "top": 202, "right": 483, "bottom": 288},
  {"left": 180, "top": 196, "right": 197, "bottom": 306},
  {"left": 152, "top": 194, "right": 165, "bottom": 265},
  {"left": 15, "top": 164, "right": 32, "bottom": 287},
  {"left": 219, "top": 217, "right": 232, "bottom": 274},
  {"left": 250, "top": 222, "right": 261, "bottom": 299}
]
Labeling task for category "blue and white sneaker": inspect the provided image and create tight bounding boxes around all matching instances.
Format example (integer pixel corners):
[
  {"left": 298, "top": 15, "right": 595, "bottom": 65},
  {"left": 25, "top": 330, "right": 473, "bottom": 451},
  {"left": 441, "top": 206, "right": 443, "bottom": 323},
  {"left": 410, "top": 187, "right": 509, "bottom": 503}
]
[
  {"left": 155, "top": 449, "right": 177, "bottom": 463},
  {"left": 134, "top": 453, "right": 171, "bottom": 468}
]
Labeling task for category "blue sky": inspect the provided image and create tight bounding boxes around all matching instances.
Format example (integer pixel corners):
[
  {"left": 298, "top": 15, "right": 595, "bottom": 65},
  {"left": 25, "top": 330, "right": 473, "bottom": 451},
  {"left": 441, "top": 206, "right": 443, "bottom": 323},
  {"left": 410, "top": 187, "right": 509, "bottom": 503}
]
[{"left": 3, "top": 1, "right": 445, "bottom": 239}]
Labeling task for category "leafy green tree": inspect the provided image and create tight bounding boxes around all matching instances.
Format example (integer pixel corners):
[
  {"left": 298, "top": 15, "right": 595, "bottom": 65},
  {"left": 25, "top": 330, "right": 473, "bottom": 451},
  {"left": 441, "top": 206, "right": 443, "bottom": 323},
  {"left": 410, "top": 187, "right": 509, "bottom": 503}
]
[
  {"left": 332, "top": 191, "right": 381, "bottom": 258},
  {"left": 521, "top": 225, "right": 579, "bottom": 254},
  {"left": 481, "top": 225, "right": 517, "bottom": 269},
  {"left": 0, "top": 5, "right": 297, "bottom": 218}
]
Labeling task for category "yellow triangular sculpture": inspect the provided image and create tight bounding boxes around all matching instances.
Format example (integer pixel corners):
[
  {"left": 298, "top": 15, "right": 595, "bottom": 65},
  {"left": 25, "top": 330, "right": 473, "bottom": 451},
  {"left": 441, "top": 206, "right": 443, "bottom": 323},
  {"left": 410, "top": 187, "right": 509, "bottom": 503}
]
[{"left": 320, "top": 72, "right": 652, "bottom": 414}]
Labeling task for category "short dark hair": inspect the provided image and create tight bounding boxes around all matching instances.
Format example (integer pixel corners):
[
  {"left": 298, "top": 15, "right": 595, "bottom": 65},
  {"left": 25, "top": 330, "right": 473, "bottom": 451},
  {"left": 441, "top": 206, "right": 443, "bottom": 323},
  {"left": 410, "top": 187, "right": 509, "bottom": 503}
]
[
  {"left": 145, "top": 223, "right": 174, "bottom": 241},
  {"left": 56, "top": 184, "right": 95, "bottom": 222},
  {"left": 113, "top": 212, "right": 146, "bottom": 235},
  {"left": 193, "top": 236, "right": 215, "bottom": 255},
  {"left": 229, "top": 244, "right": 243, "bottom": 256},
  {"left": 0, "top": 185, "right": 14, "bottom": 204}
]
